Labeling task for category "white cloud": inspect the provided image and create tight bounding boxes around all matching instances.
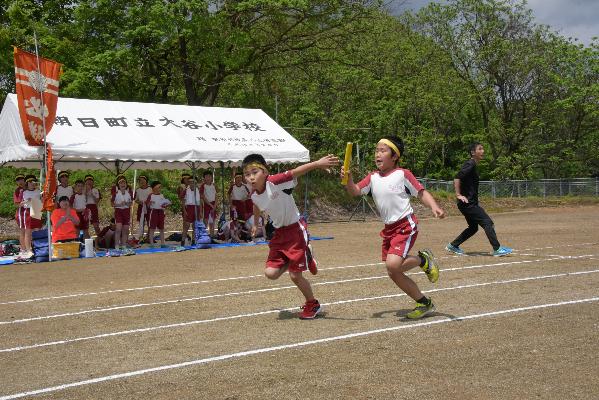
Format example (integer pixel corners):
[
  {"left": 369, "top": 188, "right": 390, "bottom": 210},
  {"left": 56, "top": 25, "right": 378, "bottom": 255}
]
[{"left": 387, "top": 0, "right": 598, "bottom": 45}]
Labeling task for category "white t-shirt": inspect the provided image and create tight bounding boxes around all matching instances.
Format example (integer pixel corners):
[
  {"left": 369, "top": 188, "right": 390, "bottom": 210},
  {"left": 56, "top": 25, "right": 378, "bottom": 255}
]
[
  {"left": 113, "top": 190, "right": 132, "bottom": 209},
  {"left": 71, "top": 193, "right": 87, "bottom": 211},
  {"left": 22, "top": 189, "right": 41, "bottom": 209},
  {"left": 56, "top": 185, "right": 73, "bottom": 201},
  {"left": 201, "top": 183, "right": 217, "bottom": 203},
  {"left": 229, "top": 184, "right": 250, "bottom": 201},
  {"left": 251, "top": 171, "right": 299, "bottom": 228},
  {"left": 85, "top": 188, "right": 100, "bottom": 205},
  {"left": 185, "top": 187, "right": 201, "bottom": 206},
  {"left": 148, "top": 193, "right": 171, "bottom": 210},
  {"left": 358, "top": 168, "right": 424, "bottom": 225},
  {"left": 135, "top": 187, "right": 152, "bottom": 204}
]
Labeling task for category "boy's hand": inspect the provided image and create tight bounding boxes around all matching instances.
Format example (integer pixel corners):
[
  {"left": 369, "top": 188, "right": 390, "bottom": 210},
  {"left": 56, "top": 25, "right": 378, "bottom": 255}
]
[
  {"left": 340, "top": 166, "right": 352, "bottom": 180},
  {"left": 251, "top": 225, "right": 257, "bottom": 238},
  {"left": 431, "top": 206, "right": 446, "bottom": 219},
  {"left": 457, "top": 195, "right": 468, "bottom": 204},
  {"left": 316, "top": 154, "right": 340, "bottom": 172}
]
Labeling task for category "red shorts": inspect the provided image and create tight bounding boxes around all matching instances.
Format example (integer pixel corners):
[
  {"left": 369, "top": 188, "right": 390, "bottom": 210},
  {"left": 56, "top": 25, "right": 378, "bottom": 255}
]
[
  {"left": 114, "top": 208, "right": 131, "bottom": 225},
  {"left": 244, "top": 199, "right": 253, "bottom": 219},
  {"left": 184, "top": 205, "right": 201, "bottom": 223},
  {"left": 86, "top": 204, "right": 99, "bottom": 224},
  {"left": 266, "top": 221, "right": 310, "bottom": 273},
  {"left": 15, "top": 208, "right": 42, "bottom": 230},
  {"left": 148, "top": 209, "right": 165, "bottom": 230},
  {"left": 136, "top": 205, "right": 149, "bottom": 224},
  {"left": 203, "top": 202, "right": 216, "bottom": 221},
  {"left": 230, "top": 200, "right": 246, "bottom": 220},
  {"left": 76, "top": 210, "right": 89, "bottom": 230},
  {"left": 380, "top": 214, "right": 419, "bottom": 261}
]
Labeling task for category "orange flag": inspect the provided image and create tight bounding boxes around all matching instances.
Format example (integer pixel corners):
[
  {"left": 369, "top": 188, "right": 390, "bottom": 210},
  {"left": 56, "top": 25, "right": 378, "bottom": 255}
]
[
  {"left": 14, "top": 47, "right": 62, "bottom": 211},
  {"left": 13, "top": 47, "right": 62, "bottom": 144}
]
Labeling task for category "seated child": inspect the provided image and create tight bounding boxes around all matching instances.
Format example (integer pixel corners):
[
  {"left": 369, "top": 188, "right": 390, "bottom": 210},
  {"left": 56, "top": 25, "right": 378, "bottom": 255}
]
[{"left": 96, "top": 218, "right": 117, "bottom": 249}]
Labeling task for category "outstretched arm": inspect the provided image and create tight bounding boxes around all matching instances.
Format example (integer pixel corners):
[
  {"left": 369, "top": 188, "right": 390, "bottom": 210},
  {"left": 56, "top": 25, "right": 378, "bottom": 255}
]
[
  {"left": 290, "top": 154, "right": 339, "bottom": 179},
  {"left": 341, "top": 166, "right": 362, "bottom": 197}
]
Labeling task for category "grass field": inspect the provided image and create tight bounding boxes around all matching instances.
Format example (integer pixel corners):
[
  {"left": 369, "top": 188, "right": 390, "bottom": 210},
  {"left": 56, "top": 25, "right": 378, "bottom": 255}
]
[{"left": 0, "top": 206, "right": 598, "bottom": 399}]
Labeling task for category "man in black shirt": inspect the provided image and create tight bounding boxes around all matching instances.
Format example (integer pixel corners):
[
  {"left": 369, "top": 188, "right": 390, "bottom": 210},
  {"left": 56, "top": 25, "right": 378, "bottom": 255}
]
[{"left": 446, "top": 143, "right": 513, "bottom": 256}]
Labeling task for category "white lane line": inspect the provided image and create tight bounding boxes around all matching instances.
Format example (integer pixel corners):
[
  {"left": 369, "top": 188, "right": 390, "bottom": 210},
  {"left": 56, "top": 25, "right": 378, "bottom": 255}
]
[
  {"left": 2, "top": 242, "right": 597, "bottom": 306},
  {"left": 437, "top": 242, "right": 598, "bottom": 260},
  {"left": 1, "top": 255, "right": 595, "bottom": 326},
  {"left": 1, "top": 296, "right": 597, "bottom": 400},
  {"left": 0, "top": 262, "right": 383, "bottom": 306},
  {"left": 2, "top": 268, "right": 598, "bottom": 354}
]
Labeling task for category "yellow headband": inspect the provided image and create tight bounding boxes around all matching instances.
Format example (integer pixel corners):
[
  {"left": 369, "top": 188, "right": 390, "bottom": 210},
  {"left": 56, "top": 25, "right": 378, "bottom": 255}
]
[
  {"left": 378, "top": 139, "right": 401, "bottom": 158},
  {"left": 244, "top": 162, "right": 267, "bottom": 172}
]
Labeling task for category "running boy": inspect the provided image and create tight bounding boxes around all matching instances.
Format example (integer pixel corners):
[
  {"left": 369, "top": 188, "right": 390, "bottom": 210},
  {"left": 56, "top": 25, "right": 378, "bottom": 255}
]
[
  {"left": 342, "top": 137, "right": 445, "bottom": 319},
  {"left": 199, "top": 171, "right": 217, "bottom": 237},
  {"left": 243, "top": 153, "right": 339, "bottom": 319},
  {"left": 146, "top": 181, "right": 171, "bottom": 247}
]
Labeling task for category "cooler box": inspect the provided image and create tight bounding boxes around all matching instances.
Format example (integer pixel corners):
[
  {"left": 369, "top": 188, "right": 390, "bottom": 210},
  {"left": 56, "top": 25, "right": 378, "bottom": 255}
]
[{"left": 52, "top": 242, "right": 81, "bottom": 260}]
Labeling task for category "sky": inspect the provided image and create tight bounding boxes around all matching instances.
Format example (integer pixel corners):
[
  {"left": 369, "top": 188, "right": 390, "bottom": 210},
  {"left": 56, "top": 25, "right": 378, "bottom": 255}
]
[{"left": 389, "top": 0, "right": 598, "bottom": 46}]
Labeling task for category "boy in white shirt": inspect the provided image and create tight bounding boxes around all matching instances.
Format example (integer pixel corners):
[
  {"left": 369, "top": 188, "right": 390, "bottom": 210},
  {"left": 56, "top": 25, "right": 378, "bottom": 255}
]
[
  {"left": 243, "top": 153, "right": 339, "bottom": 319},
  {"left": 70, "top": 180, "right": 89, "bottom": 239},
  {"left": 343, "top": 136, "right": 445, "bottom": 319},
  {"left": 182, "top": 178, "right": 201, "bottom": 245},
  {"left": 200, "top": 171, "right": 217, "bottom": 237},
  {"left": 146, "top": 181, "right": 171, "bottom": 247}
]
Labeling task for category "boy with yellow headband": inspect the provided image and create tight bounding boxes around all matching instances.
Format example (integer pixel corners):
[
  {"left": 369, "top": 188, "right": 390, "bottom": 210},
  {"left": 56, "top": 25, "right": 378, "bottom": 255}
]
[
  {"left": 342, "top": 136, "right": 445, "bottom": 319},
  {"left": 242, "top": 153, "right": 339, "bottom": 319}
]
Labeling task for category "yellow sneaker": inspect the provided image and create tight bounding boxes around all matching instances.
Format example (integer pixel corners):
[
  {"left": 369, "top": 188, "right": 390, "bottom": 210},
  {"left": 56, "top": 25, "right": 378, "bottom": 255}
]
[
  {"left": 406, "top": 300, "right": 436, "bottom": 319},
  {"left": 418, "top": 249, "right": 439, "bottom": 283}
]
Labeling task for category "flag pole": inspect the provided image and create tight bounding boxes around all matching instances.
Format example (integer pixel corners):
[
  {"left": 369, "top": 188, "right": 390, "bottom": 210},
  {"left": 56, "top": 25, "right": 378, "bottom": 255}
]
[{"left": 34, "top": 31, "right": 53, "bottom": 262}]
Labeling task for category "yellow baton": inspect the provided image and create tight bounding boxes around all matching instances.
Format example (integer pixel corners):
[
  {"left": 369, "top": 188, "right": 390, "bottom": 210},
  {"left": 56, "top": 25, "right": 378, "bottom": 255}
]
[{"left": 341, "top": 142, "right": 353, "bottom": 185}]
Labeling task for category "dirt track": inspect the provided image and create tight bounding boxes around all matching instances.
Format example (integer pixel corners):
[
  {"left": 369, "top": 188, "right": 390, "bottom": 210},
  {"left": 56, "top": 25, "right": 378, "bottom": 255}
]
[{"left": 0, "top": 206, "right": 598, "bottom": 399}]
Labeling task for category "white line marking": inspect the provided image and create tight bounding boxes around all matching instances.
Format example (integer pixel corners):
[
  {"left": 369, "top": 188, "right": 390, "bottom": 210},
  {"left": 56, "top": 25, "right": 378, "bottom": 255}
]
[
  {"left": 2, "top": 268, "right": 598, "bottom": 354},
  {"left": 0, "top": 263, "right": 383, "bottom": 306},
  {"left": 1, "top": 255, "right": 595, "bottom": 326},
  {"left": 1, "top": 296, "right": 597, "bottom": 400},
  {"left": 2, "top": 242, "right": 597, "bottom": 306}
]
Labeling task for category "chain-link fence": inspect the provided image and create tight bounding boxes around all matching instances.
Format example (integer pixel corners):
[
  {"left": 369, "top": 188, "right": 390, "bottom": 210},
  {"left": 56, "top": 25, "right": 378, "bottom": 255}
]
[{"left": 420, "top": 178, "right": 599, "bottom": 198}]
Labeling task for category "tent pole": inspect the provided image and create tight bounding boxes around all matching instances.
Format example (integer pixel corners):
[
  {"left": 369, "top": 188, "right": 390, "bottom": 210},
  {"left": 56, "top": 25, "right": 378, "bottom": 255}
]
[
  {"left": 192, "top": 162, "right": 198, "bottom": 244},
  {"left": 34, "top": 31, "right": 53, "bottom": 262},
  {"left": 220, "top": 161, "right": 226, "bottom": 221},
  {"left": 130, "top": 169, "right": 137, "bottom": 239}
]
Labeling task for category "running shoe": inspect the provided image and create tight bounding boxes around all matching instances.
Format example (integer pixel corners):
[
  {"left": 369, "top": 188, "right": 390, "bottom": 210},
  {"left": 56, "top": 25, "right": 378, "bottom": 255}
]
[
  {"left": 299, "top": 299, "right": 321, "bottom": 319},
  {"left": 492, "top": 246, "right": 513, "bottom": 257},
  {"left": 406, "top": 299, "right": 436, "bottom": 319},
  {"left": 445, "top": 243, "right": 464, "bottom": 255},
  {"left": 418, "top": 249, "right": 439, "bottom": 283}
]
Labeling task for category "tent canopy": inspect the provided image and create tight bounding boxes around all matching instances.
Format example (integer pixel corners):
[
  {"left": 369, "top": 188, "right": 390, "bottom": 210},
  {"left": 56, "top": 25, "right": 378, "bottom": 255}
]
[{"left": 0, "top": 94, "right": 309, "bottom": 170}]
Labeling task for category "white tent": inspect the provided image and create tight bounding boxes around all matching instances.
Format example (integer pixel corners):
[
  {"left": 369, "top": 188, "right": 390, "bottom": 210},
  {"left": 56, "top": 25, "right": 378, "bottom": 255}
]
[{"left": 0, "top": 94, "right": 310, "bottom": 170}]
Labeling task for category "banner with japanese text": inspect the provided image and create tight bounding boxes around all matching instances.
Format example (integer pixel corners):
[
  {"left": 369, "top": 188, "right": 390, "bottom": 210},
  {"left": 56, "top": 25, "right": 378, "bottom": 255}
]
[{"left": 13, "top": 47, "right": 62, "bottom": 146}]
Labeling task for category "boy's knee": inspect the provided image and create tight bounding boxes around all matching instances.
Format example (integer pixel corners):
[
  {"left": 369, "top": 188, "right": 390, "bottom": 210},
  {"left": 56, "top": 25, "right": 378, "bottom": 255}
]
[
  {"left": 264, "top": 268, "right": 280, "bottom": 280},
  {"left": 385, "top": 259, "right": 404, "bottom": 274}
]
